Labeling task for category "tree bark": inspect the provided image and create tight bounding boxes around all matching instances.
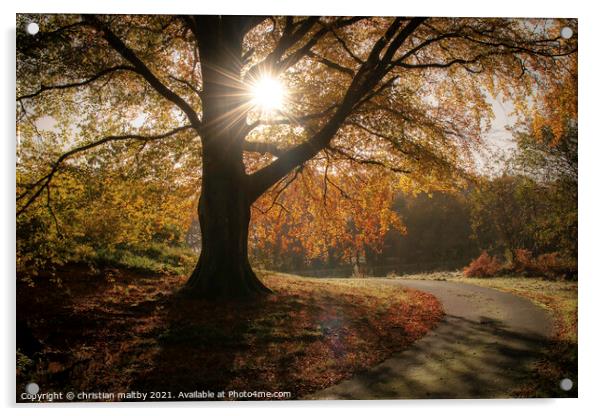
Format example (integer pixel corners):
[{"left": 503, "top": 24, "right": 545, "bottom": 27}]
[{"left": 185, "top": 169, "right": 271, "bottom": 298}]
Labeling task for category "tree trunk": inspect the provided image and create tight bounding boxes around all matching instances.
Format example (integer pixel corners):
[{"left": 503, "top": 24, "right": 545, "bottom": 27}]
[
  {"left": 183, "top": 16, "right": 271, "bottom": 299},
  {"left": 185, "top": 170, "right": 271, "bottom": 298}
]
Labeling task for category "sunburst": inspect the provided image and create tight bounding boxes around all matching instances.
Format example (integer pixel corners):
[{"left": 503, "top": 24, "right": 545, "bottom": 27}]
[{"left": 250, "top": 75, "right": 286, "bottom": 115}]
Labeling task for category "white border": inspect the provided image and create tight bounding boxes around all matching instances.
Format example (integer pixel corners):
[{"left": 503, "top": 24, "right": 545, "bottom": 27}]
[{"left": 3, "top": 1, "right": 600, "bottom": 415}]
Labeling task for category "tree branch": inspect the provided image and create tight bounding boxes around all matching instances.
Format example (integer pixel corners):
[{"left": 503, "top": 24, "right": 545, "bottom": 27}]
[
  {"left": 17, "top": 65, "right": 135, "bottom": 101},
  {"left": 392, "top": 31, "right": 577, "bottom": 70},
  {"left": 307, "top": 51, "right": 355, "bottom": 76},
  {"left": 245, "top": 17, "right": 320, "bottom": 80},
  {"left": 168, "top": 74, "right": 203, "bottom": 101},
  {"left": 17, "top": 125, "right": 193, "bottom": 217},
  {"left": 329, "top": 28, "right": 365, "bottom": 65},
  {"left": 244, "top": 104, "right": 338, "bottom": 136},
  {"left": 246, "top": 18, "right": 427, "bottom": 202},
  {"left": 246, "top": 17, "right": 365, "bottom": 81},
  {"left": 345, "top": 120, "right": 410, "bottom": 155},
  {"left": 82, "top": 15, "right": 203, "bottom": 131},
  {"left": 243, "top": 140, "right": 286, "bottom": 156},
  {"left": 258, "top": 165, "right": 304, "bottom": 215},
  {"left": 327, "top": 145, "right": 411, "bottom": 174},
  {"left": 354, "top": 76, "right": 399, "bottom": 110}
]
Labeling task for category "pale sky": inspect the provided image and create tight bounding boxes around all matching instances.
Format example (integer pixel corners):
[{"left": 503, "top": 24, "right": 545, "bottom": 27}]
[{"left": 472, "top": 94, "right": 518, "bottom": 174}]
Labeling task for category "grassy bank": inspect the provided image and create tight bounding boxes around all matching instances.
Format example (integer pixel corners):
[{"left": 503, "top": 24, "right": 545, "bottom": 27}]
[{"left": 91, "top": 243, "right": 198, "bottom": 276}]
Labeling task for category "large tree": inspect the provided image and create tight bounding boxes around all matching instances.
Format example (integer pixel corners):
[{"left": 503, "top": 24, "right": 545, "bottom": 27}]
[{"left": 16, "top": 15, "right": 576, "bottom": 298}]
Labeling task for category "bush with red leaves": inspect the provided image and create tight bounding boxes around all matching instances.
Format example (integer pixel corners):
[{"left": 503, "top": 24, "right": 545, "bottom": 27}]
[
  {"left": 513, "top": 249, "right": 576, "bottom": 279},
  {"left": 464, "top": 249, "right": 577, "bottom": 279},
  {"left": 512, "top": 248, "right": 536, "bottom": 275},
  {"left": 463, "top": 251, "right": 503, "bottom": 277}
]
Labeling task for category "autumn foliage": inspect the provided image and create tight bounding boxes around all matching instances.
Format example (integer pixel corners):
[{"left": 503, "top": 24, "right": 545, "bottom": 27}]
[
  {"left": 250, "top": 165, "right": 405, "bottom": 266},
  {"left": 464, "top": 249, "right": 575, "bottom": 279},
  {"left": 17, "top": 269, "right": 442, "bottom": 401},
  {"left": 14, "top": 13, "right": 578, "bottom": 401},
  {"left": 511, "top": 249, "right": 576, "bottom": 279},
  {"left": 463, "top": 251, "right": 503, "bottom": 277},
  {"left": 16, "top": 15, "right": 577, "bottom": 285}
]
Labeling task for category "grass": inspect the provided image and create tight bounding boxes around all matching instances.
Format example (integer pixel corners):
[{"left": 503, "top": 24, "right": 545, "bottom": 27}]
[
  {"left": 92, "top": 243, "right": 197, "bottom": 275},
  {"left": 16, "top": 268, "right": 442, "bottom": 401},
  {"left": 394, "top": 271, "right": 577, "bottom": 397}
]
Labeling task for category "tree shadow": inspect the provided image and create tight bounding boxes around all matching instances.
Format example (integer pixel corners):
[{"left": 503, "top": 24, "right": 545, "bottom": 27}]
[
  {"left": 128, "top": 290, "right": 332, "bottom": 401},
  {"left": 312, "top": 313, "right": 575, "bottom": 399}
]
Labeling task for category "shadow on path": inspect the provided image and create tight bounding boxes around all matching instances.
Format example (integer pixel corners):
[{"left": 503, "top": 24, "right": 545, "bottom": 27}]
[{"left": 310, "top": 279, "right": 555, "bottom": 399}]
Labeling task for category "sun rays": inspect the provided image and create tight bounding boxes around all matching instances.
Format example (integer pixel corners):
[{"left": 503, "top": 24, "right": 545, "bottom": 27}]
[
  {"left": 251, "top": 76, "right": 286, "bottom": 114},
  {"left": 193, "top": 61, "right": 293, "bottom": 136},
  {"left": 247, "top": 71, "right": 291, "bottom": 125}
]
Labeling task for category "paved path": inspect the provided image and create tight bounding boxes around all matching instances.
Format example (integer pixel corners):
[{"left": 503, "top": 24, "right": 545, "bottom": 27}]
[{"left": 309, "top": 279, "right": 553, "bottom": 400}]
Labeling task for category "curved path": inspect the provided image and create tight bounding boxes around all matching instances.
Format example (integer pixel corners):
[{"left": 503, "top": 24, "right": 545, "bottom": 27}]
[{"left": 309, "top": 279, "right": 553, "bottom": 400}]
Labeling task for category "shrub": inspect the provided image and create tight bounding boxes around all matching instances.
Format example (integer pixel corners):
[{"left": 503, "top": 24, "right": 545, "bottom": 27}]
[
  {"left": 534, "top": 252, "right": 563, "bottom": 278},
  {"left": 512, "top": 248, "right": 536, "bottom": 275},
  {"left": 510, "top": 249, "right": 576, "bottom": 279},
  {"left": 528, "top": 251, "right": 576, "bottom": 279},
  {"left": 463, "top": 251, "right": 502, "bottom": 277},
  {"left": 464, "top": 249, "right": 577, "bottom": 280}
]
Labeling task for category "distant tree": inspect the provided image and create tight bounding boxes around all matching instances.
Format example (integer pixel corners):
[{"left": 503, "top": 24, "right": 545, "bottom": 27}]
[
  {"left": 469, "top": 174, "right": 544, "bottom": 256},
  {"left": 17, "top": 15, "right": 576, "bottom": 298},
  {"left": 469, "top": 123, "right": 577, "bottom": 260},
  {"left": 373, "top": 191, "right": 479, "bottom": 274},
  {"left": 514, "top": 124, "right": 577, "bottom": 258}
]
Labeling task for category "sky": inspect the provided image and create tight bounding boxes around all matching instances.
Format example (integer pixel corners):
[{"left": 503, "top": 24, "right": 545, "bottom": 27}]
[
  {"left": 471, "top": 94, "right": 518, "bottom": 174},
  {"left": 485, "top": 96, "right": 517, "bottom": 153}
]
